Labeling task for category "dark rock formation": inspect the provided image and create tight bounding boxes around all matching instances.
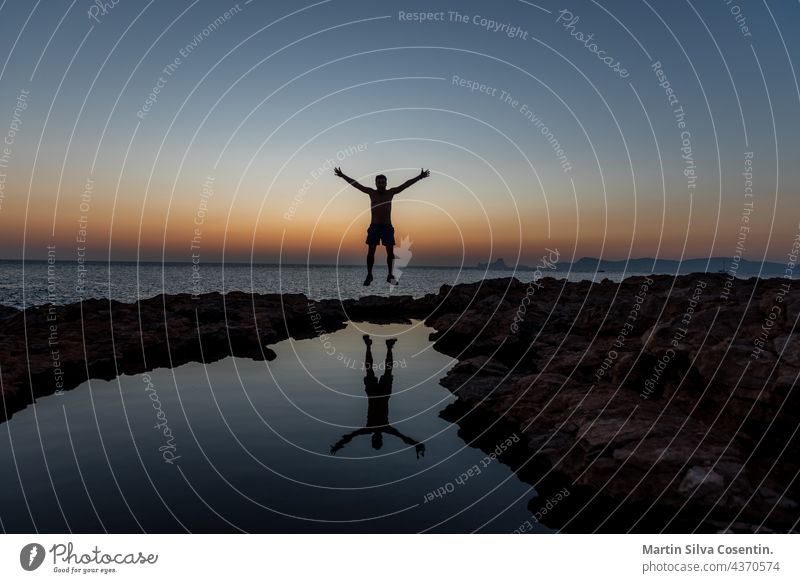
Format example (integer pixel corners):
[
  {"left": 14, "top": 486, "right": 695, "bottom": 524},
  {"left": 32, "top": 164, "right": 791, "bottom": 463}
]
[
  {"left": 1, "top": 274, "right": 797, "bottom": 532},
  {"left": 0, "top": 304, "right": 18, "bottom": 320},
  {"left": 429, "top": 274, "right": 799, "bottom": 532}
]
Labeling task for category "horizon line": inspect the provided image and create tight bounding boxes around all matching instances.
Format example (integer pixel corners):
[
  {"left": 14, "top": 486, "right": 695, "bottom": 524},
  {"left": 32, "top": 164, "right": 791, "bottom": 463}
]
[{"left": 0, "top": 256, "right": 789, "bottom": 268}]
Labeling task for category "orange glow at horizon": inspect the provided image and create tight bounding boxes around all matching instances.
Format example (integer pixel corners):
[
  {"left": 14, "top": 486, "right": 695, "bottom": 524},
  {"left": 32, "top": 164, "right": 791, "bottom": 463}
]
[{"left": 0, "top": 176, "right": 793, "bottom": 265}]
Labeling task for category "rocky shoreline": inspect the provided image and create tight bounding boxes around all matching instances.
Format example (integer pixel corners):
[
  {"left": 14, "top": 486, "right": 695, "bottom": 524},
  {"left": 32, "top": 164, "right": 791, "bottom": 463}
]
[{"left": 1, "top": 274, "right": 798, "bottom": 532}]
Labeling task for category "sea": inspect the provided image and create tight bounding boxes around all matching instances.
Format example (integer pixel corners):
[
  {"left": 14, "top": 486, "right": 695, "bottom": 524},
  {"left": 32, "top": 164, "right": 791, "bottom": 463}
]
[{"left": 0, "top": 260, "right": 664, "bottom": 309}]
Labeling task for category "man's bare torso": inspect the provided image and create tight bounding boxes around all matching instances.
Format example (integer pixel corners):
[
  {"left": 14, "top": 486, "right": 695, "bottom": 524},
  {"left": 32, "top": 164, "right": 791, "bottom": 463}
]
[{"left": 368, "top": 189, "right": 394, "bottom": 225}]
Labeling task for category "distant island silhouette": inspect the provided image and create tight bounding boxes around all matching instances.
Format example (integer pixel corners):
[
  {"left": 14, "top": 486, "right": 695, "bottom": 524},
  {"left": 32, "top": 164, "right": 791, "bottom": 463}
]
[
  {"left": 474, "top": 256, "right": 789, "bottom": 276},
  {"left": 477, "top": 258, "right": 525, "bottom": 270}
]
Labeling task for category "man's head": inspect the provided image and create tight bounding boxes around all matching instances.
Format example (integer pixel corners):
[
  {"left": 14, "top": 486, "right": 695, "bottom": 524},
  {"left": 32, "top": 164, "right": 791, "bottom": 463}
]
[{"left": 375, "top": 174, "right": 387, "bottom": 190}]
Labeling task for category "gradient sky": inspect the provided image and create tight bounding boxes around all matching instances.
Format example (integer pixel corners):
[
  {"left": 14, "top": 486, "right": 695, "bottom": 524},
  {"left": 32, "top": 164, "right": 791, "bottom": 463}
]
[{"left": 0, "top": 0, "right": 797, "bottom": 265}]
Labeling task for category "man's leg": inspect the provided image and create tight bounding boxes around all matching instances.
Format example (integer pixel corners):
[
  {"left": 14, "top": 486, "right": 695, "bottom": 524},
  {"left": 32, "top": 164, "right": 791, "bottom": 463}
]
[
  {"left": 385, "top": 245, "right": 397, "bottom": 284},
  {"left": 384, "top": 338, "right": 396, "bottom": 374},
  {"left": 364, "top": 245, "right": 376, "bottom": 285},
  {"left": 364, "top": 334, "right": 374, "bottom": 370}
]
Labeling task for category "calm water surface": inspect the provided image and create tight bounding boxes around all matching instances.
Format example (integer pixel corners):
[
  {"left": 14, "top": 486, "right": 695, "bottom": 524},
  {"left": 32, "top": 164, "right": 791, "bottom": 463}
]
[
  {"left": 0, "top": 260, "right": 648, "bottom": 309},
  {"left": 0, "top": 321, "right": 544, "bottom": 533}
]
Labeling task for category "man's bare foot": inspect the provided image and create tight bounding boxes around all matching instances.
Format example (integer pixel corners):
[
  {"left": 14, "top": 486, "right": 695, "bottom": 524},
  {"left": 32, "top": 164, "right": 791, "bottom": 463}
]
[
  {"left": 363, "top": 334, "right": 372, "bottom": 346},
  {"left": 386, "top": 338, "right": 397, "bottom": 348},
  {"left": 387, "top": 275, "right": 398, "bottom": 285},
  {"left": 363, "top": 273, "right": 373, "bottom": 286}
]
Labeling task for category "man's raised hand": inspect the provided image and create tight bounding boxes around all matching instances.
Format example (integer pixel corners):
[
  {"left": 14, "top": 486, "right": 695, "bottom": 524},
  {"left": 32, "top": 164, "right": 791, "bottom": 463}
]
[
  {"left": 419, "top": 168, "right": 430, "bottom": 179},
  {"left": 334, "top": 166, "right": 344, "bottom": 178}
]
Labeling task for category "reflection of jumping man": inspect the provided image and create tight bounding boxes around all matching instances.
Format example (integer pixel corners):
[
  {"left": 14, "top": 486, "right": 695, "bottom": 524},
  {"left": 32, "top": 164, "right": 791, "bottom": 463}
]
[
  {"left": 334, "top": 167, "right": 430, "bottom": 286},
  {"left": 330, "top": 336, "right": 425, "bottom": 458}
]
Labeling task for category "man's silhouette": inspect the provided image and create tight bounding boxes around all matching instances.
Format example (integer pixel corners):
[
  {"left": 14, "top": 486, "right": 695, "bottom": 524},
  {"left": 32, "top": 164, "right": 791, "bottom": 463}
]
[
  {"left": 330, "top": 335, "right": 425, "bottom": 458},
  {"left": 334, "top": 167, "right": 430, "bottom": 285}
]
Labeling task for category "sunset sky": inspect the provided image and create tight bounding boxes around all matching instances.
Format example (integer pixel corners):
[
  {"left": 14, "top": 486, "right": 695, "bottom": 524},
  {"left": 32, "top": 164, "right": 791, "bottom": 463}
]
[{"left": 0, "top": 0, "right": 797, "bottom": 265}]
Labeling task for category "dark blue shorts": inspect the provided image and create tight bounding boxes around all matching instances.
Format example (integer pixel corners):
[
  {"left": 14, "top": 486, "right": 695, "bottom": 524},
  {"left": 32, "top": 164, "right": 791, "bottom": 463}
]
[{"left": 365, "top": 224, "right": 395, "bottom": 246}]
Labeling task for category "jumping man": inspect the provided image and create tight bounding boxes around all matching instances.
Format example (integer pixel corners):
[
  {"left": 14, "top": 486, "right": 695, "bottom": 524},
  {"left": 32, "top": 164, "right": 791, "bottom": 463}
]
[{"left": 334, "top": 167, "right": 430, "bottom": 285}]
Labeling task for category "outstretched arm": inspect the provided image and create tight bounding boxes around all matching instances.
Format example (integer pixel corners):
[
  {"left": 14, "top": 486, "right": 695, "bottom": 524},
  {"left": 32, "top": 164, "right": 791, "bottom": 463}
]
[
  {"left": 334, "top": 167, "right": 373, "bottom": 194},
  {"left": 330, "top": 427, "right": 372, "bottom": 455},
  {"left": 390, "top": 168, "right": 430, "bottom": 195},
  {"left": 384, "top": 426, "right": 426, "bottom": 459}
]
